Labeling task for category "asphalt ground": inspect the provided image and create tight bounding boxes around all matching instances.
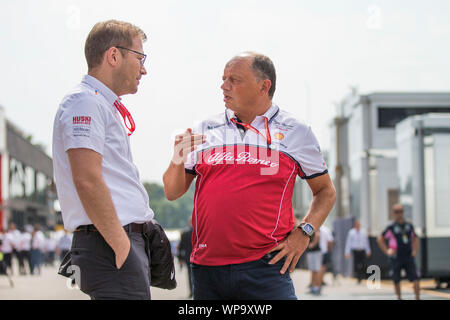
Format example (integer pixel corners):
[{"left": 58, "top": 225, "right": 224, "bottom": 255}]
[{"left": 0, "top": 258, "right": 449, "bottom": 300}]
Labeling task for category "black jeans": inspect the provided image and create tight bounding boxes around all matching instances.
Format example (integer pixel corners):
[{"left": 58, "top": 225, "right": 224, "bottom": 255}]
[
  {"left": 191, "top": 252, "right": 297, "bottom": 300},
  {"left": 70, "top": 230, "right": 151, "bottom": 300}
]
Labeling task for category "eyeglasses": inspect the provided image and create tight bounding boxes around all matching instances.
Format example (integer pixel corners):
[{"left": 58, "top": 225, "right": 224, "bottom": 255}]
[
  {"left": 393, "top": 209, "right": 404, "bottom": 214},
  {"left": 116, "top": 46, "right": 147, "bottom": 66}
]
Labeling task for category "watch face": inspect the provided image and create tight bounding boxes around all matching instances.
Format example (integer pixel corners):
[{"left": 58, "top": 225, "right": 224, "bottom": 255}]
[{"left": 304, "top": 224, "right": 313, "bottom": 234}]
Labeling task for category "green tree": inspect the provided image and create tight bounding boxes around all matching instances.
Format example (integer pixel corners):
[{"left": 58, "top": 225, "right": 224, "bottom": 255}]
[{"left": 143, "top": 182, "right": 195, "bottom": 229}]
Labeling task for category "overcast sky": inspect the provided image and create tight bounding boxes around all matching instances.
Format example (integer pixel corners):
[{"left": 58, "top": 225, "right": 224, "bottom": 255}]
[{"left": 1, "top": 0, "right": 449, "bottom": 183}]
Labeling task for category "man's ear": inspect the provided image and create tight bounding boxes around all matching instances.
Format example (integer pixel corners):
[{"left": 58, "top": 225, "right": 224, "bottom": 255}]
[
  {"left": 105, "top": 47, "right": 121, "bottom": 67},
  {"left": 260, "top": 79, "right": 272, "bottom": 96}
]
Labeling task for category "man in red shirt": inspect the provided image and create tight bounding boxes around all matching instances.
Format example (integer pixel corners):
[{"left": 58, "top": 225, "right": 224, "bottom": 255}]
[{"left": 163, "top": 52, "right": 336, "bottom": 299}]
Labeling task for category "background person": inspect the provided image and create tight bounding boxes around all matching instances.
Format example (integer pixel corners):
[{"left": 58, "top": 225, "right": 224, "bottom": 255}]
[
  {"left": 318, "top": 225, "right": 334, "bottom": 289},
  {"left": 345, "top": 219, "right": 371, "bottom": 284},
  {"left": 177, "top": 219, "right": 193, "bottom": 298},
  {"left": 307, "top": 230, "right": 322, "bottom": 296},
  {"left": 57, "top": 230, "right": 73, "bottom": 262},
  {"left": 377, "top": 203, "right": 420, "bottom": 300},
  {"left": 30, "top": 224, "right": 45, "bottom": 275}
]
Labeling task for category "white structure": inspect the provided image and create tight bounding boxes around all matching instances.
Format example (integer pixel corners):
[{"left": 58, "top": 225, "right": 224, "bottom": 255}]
[
  {"left": 396, "top": 113, "right": 450, "bottom": 282},
  {"left": 314, "top": 91, "right": 450, "bottom": 278},
  {"left": 329, "top": 91, "right": 450, "bottom": 236}
]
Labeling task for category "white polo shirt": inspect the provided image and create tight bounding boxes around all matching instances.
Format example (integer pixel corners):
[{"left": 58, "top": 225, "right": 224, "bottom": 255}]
[{"left": 52, "top": 75, "right": 154, "bottom": 232}]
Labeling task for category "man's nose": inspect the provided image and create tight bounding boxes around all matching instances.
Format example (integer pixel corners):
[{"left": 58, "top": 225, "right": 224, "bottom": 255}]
[
  {"left": 141, "top": 65, "right": 147, "bottom": 75},
  {"left": 221, "top": 80, "right": 229, "bottom": 91}
]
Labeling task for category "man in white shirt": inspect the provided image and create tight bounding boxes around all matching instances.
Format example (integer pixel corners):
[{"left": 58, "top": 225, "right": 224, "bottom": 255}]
[
  {"left": 30, "top": 224, "right": 46, "bottom": 275},
  {"left": 1, "top": 225, "right": 16, "bottom": 274},
  {"left": 18, "top": 228, "right": 32, "bottom": 275},
  {"left": 52, "top": 20, "right": 154, "bottom": 299},
  {"left": 345, "top": 220, "right": 371, "bottom": 283},
  {"left": 57, "top": 230, "right": 73, "bottom": 262}
]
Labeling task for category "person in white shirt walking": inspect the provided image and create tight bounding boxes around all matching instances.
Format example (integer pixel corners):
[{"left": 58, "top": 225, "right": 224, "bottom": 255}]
[
  {"left": 18, "top": 228, "right": 32, "bottom": 275},
  {"left": 57, "top": 230, "right": 73, "bottom": 262},
  {"left": 345, "top": 220, "right": 371, "bottom": 283},
  {"left": 1, "top": 223, "right": 20, "bottom": 275},
  {"left": 30, "top": 224, "right": 46, "bottom": 275}
]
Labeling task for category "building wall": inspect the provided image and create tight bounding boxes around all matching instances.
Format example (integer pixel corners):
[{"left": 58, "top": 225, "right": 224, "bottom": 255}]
[{"left": 0, "top": 108, "right": 55, "bottom": 231}]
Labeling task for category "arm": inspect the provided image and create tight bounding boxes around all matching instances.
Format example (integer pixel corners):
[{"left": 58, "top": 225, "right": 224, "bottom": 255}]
[
  {"left": 412, "top": 235, "right": 419, "bottom": 257},
  {"left": 365, "top": 232, "right": 372, "bottom": 258},
  {"left": 67, "top": 148, "right": 130, "bottom": 269},
  {"left": 163, "top": 128, "right": 205, "bottom": 200},
  {"left": 344, "top": 231, "right": 352, "bottom": 259},
  {"left": 163, "top": 163, "right": 196, "bottom": 201},
  {"left": 269, "top": 173, "right": 336, "bottom": 274},
  {"left": 376, "top": 234, "right": 390, "bottom": 256}
]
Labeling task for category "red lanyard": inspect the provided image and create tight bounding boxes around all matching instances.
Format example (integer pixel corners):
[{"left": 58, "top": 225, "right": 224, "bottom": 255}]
[
  {"left": 231, "top": 117, "right": 271, "bottom": 146},
  {"left": 113, "top": 100, "right": 135, "bottom": 136}
]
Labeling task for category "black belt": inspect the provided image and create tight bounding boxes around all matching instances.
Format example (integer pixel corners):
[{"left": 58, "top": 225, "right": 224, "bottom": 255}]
[{"left": 75, "top": 223, "right": 145, "bottom": 234}]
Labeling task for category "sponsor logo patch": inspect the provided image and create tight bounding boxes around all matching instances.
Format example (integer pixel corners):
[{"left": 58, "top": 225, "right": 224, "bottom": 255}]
[
  {"left": 274, "top": 132, "right": 284, "bottom": 140},
  {"left": 72, "top": 116, "right": 92, "bottom": 125}
]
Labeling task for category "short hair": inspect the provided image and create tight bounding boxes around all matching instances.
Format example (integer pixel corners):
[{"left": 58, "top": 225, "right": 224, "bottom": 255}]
[
  {"left": 251, "top": 54, "right": 276, "bottom": 99},
  {"left": 84, "top": 19, "right": 147, "bottom": 71},
  {"left": 234, "top": 52, "right": 276, "bottom": 99}
]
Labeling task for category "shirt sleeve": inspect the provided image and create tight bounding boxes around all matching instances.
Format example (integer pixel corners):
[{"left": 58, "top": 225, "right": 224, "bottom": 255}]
[
  {"left": 58, "top": 93, "right": 106, "bottom": 155},
  {"left": 291, "top": 125, "right": 328, "bottom": 179}
]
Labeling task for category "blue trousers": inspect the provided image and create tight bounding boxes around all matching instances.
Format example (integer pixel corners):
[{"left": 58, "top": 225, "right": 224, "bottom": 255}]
[{"left": 191, "top": 251, "right": 297, "bottom": 300}]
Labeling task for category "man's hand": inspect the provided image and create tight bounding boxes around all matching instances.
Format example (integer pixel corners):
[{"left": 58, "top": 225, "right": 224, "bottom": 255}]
[
  {"left": 268, "top": 229, "right": 310, "bottom": 274},
  {"left": 115, "top": 236, "right": 131, "bottom": 270},
  {"left": 387, "top": 248, "right": 395, "bottom": 257},
  {"left": 172, "top": 128, "right": 206, "bottom": 165}
]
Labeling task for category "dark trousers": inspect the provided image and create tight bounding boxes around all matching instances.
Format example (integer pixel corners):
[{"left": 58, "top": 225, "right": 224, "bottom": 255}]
[
  {"left": 70, "top": 230, "right": 151, "bottom": 300},
  {"left": 389, "top": 256, "right": 419, "bottom": 284},
  {"left": 18, "top": 250, "right": 29, "bottom": 275},
  {"left": 191, "top": 252, "right": 297, "bottom": 300},
  {"left": 30, "top": 250, "right": 42, "bottom": 275},
  {"left": 2, "top": 253, "right": 12, "bottom": 271},
  {"left": 352, "top": 250, "right": 367, "bottom": 282},
  {"left": 183, "top": 260, "right": 193, "bottom": 297}
]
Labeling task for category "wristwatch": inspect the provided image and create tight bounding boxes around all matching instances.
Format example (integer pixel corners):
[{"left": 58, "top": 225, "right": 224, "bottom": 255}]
[{"left": 298, "top": 222, "right": 315, "bottom": 238}]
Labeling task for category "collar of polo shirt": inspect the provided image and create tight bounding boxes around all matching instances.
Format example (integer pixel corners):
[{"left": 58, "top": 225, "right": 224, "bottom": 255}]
[
  {"left": 82, "top": 75, "right": 120, "bottom": 108},
  {"left": 225, "top": 104, "right": 280, "bottom": 125}
]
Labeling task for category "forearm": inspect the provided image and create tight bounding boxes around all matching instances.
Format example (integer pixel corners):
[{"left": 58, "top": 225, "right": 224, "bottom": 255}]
[
  {"left": 377, "top": 237, "right": 388, "bottom": 255},
  {"left": 412, "top": 238, "right": 419, "bottom": 256},
  {"left": 302, "top": 185, "right": 336, "bottom": 229},
  {"left": 163, "top": 161, "right": 189, "bottom": 200},
  {"left": 74, "top": 177, "right": 128, "bottom": 252}
]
